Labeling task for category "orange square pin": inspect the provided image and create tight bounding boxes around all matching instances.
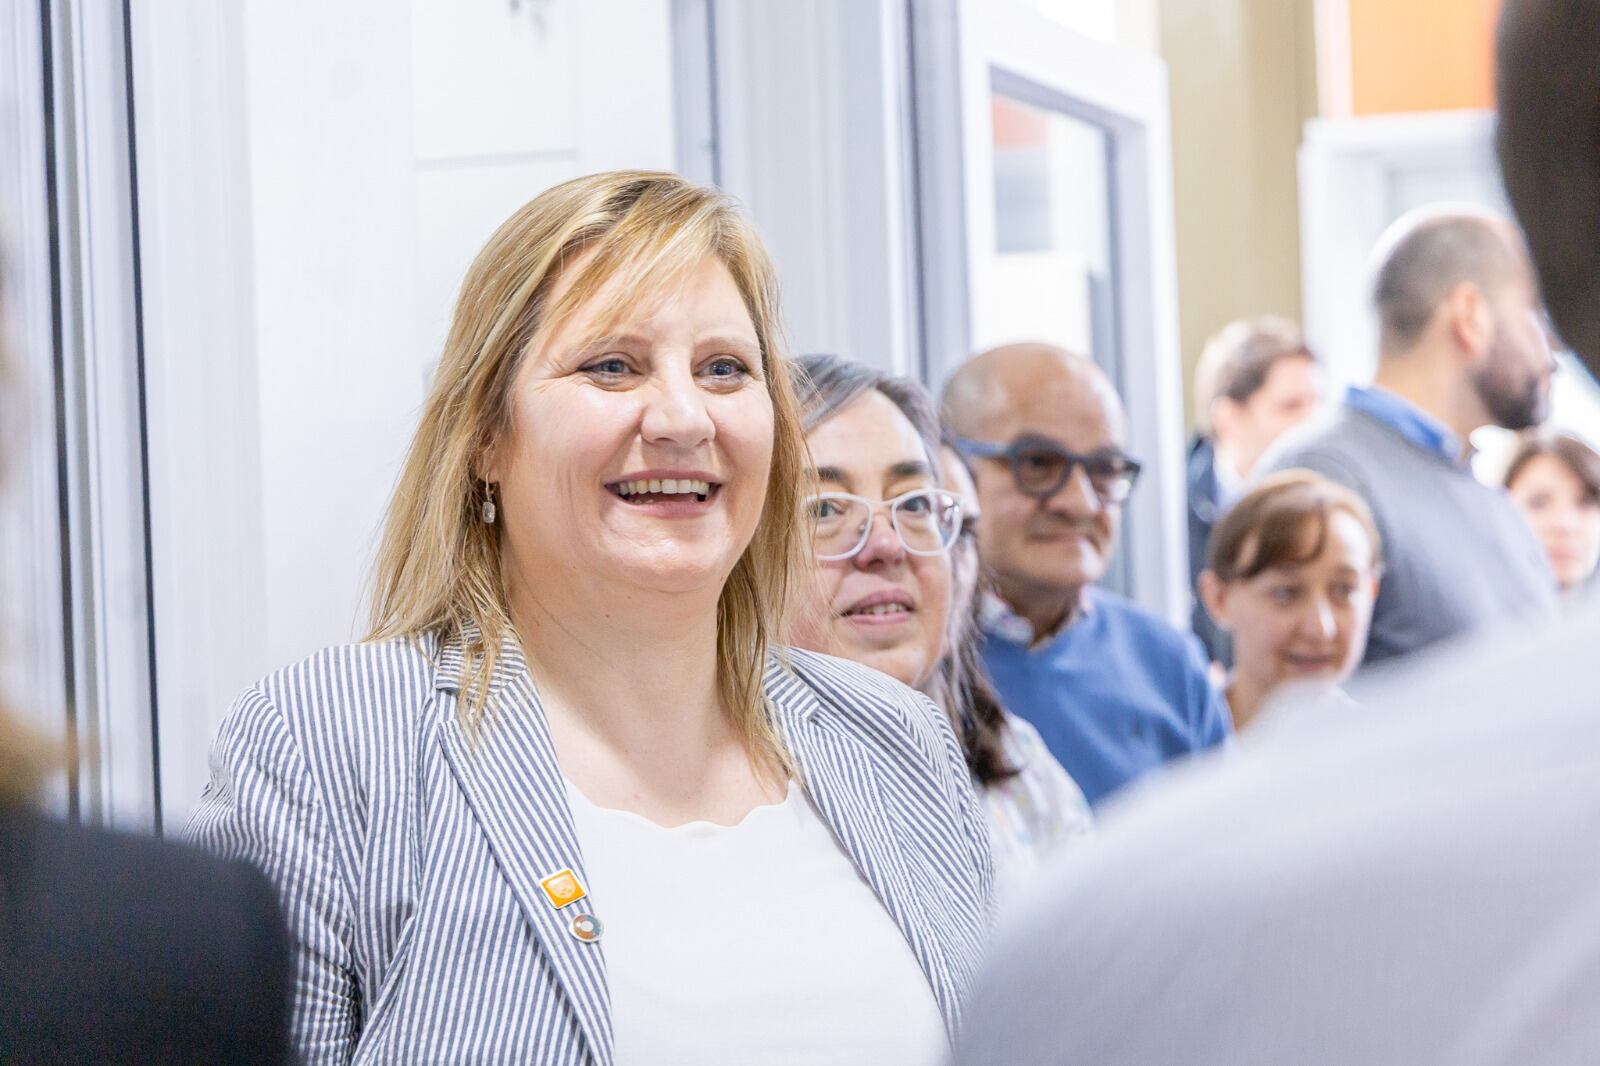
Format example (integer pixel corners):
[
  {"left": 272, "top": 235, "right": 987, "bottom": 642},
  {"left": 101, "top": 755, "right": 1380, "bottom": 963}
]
[{"left": 539, "top": 868, "right": 587, "bottom": 910}]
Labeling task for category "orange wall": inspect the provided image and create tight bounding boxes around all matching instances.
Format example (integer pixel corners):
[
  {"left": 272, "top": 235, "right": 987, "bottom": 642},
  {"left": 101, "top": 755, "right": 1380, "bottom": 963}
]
[{"left": 1348, "top": 0, "right": 1502, "bottom": 114}]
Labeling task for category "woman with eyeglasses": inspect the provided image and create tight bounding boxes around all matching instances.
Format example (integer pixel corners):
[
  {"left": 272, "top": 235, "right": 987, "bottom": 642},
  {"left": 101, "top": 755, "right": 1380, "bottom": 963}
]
[{"left": 792, "top": 355, "right": 1089, "bottom": 899}]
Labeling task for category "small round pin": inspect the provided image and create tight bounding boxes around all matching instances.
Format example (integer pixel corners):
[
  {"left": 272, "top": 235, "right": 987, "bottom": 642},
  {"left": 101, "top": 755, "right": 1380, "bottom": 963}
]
[{"left": 570, "top": 913, "right": 603, "bottom": 943}]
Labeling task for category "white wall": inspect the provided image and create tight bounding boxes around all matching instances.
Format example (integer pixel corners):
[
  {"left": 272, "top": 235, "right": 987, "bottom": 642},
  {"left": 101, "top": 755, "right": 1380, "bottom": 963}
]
[
  {"left": 245, "top": 0, "right": 425, "bottom": 671},
  {"left": 412, "top": 0, "right": 675, "bottom": 386},
  {"left": 136, "top": 0, "right": 675, "bottom": 824}
]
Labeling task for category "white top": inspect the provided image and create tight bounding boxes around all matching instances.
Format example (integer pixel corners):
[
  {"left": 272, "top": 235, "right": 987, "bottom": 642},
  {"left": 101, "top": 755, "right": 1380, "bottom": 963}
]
[
  {"left": 981, "top": 714, "right": 1092, "bottom": 902},
  {"left": 958, "top": 596, "right": 1600, "bottom": 1065},
  {"left": 566, "top": 780, "right": 949, "bottom": 1066}
]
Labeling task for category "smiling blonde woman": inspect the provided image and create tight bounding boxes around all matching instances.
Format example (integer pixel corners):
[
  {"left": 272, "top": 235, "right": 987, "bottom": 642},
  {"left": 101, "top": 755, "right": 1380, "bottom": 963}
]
[{"left": 189, "top": 172, "right": 991, "bottom": 1065}]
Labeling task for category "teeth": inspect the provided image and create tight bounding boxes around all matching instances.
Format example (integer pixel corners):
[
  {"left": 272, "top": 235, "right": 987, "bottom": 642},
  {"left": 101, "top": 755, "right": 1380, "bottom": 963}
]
[
  {"left": 852, "top": 603, "right": 910, "bottom": 616},
  {"left": 614, "top": 478, "right": 714, "bottom": 497}
]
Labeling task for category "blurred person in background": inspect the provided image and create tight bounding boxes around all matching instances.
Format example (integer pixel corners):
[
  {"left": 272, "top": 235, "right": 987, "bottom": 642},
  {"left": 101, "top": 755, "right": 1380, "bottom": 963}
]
[
  {"left": 955, "top": 4, "right": 1600, "bottom": 1063},
  {"left": 1264, "top": 207, "right": 1558, "bottom": 666},
  {"left": 942, "top": 343, "right": 1230, "bottom": 807},
  {"left": 1188, "top": 317, "right": 1323, "bottom": 665},
  {"left": 0, "top": 248, "right": 288, "bottom": 1062},
  {"left": 1504, "top": 431, "right": 1600, "bottom": 593},
  {"left": 790, "top": 355, "right": 1088, "bottom": 903},
  {"left": 1197, "top": 472, "right": 1382, "bottom": 732},
  {"left": 191, "top": 174, "right": 989, "bottom": 1065}
]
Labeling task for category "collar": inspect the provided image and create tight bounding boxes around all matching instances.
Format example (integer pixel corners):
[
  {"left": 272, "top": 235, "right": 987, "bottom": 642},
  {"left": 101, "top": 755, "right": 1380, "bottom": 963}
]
[
  {"left": 1345, "top": 385, "right": 1470, "bottom": 467},
  {"left": 979, "top": 589, "right": 1094, "bottom": 647},
  {"left": 1211, "top": 446, "right": 1248, "bottom": 508}
]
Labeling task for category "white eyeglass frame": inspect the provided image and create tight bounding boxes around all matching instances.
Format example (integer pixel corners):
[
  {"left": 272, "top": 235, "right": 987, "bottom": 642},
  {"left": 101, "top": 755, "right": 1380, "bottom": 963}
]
[{"left": 806, "top": 487, "right": 964, "bottom": 562}]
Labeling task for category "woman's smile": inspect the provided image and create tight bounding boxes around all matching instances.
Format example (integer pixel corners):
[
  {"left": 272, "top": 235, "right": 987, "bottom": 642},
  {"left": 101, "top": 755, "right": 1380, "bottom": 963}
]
[
  {"left": 838, "top": 588, "right": 919, "bottom": 628},
  {"left": 1280, "top": 649, "right": 1338, "bottom": 675},
  {"left": 607, "top": 470, "right": 725, "bottom": 516}
]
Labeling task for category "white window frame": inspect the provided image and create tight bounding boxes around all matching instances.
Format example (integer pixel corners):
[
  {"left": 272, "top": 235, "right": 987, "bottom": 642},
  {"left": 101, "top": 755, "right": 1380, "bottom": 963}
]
[
  {"left": 1, "top": 0, "right": 74, "bottom": 816},
  {"left": 1298, "top": 109, "right": 1503, "bottom": 387},
  {"left": 1, "top": 0, "right": 158, "bottom": 829},
  {"left": 912, "top": 0, "right": 1188, "bottom": 621},
  {"left": 703, "top": 0, "right": 923, "bottom": 377}
]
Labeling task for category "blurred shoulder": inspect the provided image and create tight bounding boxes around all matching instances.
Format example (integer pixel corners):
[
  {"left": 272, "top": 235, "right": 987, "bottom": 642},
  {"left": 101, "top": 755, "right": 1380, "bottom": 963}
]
[
  {"left": 1259, "top": 404, "right": 1384, "bottom": 486},
  {"left": 1, "top": 810, "right": 289, "bottom": 1058}
]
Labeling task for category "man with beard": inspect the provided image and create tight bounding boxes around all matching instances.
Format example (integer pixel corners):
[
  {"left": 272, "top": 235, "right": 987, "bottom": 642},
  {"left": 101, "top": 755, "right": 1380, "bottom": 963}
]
[
  {"left": 943, "top": 344, "right": 1231, "bottom": 807},
  {"left": 1263, "top": 207, "right": 1558, "bottom": 666}
]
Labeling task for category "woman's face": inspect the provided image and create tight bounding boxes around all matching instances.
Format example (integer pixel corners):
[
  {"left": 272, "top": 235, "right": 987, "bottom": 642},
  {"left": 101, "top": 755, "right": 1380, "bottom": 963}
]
[
  {"left": 1207, "top": 511, "right": 1379, "bottom": 695},
  {"left": 792, "top": 391, "right": 953, "bottom": 690},
  {"left": 487, "top": 254, "right": 775, "bottom": 608},
  {"left": 1509, "top": 453, "right": 1600, "bottom": 591}
]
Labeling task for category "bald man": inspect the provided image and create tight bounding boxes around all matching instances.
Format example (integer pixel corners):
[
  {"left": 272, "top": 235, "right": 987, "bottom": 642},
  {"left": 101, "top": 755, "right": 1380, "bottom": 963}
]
[
  {"left": 1263, "top": 208, "right": 1558, "bottom": 665},
  {"left": 944, "top": 344, "right": 1231, "bottom": 807},
  {"left": 956, "top": 5, "right": 1600, "bottom": 1063}
]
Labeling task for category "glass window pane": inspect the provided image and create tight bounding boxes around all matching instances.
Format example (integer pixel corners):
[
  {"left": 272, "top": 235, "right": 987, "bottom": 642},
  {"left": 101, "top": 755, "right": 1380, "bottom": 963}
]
[{"left": 984, "top": 91, "right": 1114, "bottom": 363}]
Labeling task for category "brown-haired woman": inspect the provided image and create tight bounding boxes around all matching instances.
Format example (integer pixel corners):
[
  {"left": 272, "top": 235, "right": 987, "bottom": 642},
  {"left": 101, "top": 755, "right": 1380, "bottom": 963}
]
[
  {"left": 1505, "top": 431, "right": 1600, "bottom": 593},
  {"left": 189, "top": 172, "right": 990, "bottom": 1064},
  {"left": 1198, "top": 471, "right": 1383, "bottom": 731}
]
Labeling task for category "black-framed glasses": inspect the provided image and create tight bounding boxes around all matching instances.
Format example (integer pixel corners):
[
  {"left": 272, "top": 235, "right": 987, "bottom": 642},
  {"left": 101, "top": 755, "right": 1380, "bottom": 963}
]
[
  {"left": 805, "top": 488, "right": 964, "bottom": 561},
  {"left": 957, "top": 435, "right": 1142, "bottom": 504}
]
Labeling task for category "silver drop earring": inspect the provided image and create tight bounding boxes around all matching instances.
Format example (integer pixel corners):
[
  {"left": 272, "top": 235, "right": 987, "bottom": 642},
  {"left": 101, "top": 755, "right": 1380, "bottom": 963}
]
[{"left": 481, "top": 481, "right": 497, "bottom": 525}]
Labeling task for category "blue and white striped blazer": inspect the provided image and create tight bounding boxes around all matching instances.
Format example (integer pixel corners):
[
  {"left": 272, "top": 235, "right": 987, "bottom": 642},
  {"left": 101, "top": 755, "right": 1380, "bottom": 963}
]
[{"left": 189, "top": 627, "right": 993, "bottom": 1064}]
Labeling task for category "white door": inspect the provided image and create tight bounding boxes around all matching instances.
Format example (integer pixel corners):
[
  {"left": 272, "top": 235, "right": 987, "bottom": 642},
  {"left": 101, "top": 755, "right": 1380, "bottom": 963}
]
[{"left": 913, "top": 0, "right": 1188, "bottom": 620}]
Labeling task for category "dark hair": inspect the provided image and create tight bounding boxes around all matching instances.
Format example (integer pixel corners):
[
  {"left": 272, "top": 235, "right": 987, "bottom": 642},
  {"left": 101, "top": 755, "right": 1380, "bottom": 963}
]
[
  {"left": 1193, "top": 317, "right": 1315, "bottom": 434},
  {"left": 1207, "top": 470, "right": 1383, "bottom": 583},
  {"left": 1504, "top": 431, "right": 1600, "bottom": 503},
  {"left": 938, "top": 432, "right": 1017, "bottom": 787},
  {"left": 793, "top": 354, "right": 943, "bottom": 461},
  {"left": 1371, "top": 212, "right": 1525, "bottom": 351},
  {"left": 1496, "top": 0, "right": 1600, "bottom": 363},
  {"left": 946, "top": 602, "right": 1018, "bottom": 787},
  {"left": 792, "top": 355, "right": 1016, "bottom": 787}
]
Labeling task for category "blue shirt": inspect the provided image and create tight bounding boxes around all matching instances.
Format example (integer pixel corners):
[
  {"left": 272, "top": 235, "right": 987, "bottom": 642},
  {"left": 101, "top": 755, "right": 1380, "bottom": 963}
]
[
  {"left": 1344, "top": 385, "right": 1464, "bottom": 467},
  {"left": 980, "top": 588, "right": 1233, "bottom": 807}
]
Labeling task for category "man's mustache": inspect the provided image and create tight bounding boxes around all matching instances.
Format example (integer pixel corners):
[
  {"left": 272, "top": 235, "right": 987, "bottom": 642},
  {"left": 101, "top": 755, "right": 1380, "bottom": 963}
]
[{"left": 1024, "top": 515, "right": 1103, "bottom": 539}]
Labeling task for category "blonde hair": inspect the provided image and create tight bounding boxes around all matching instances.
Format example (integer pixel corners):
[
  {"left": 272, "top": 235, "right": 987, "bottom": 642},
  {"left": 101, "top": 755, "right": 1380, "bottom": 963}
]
[{"left": 367, "top": 171, "right": 808, "bottom": 770}]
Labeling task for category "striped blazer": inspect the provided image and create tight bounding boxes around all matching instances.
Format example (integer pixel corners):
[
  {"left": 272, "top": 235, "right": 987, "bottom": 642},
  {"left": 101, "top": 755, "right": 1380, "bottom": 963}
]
[{"left": 188, "top": 627, "right": 993, "bottom": 1064}]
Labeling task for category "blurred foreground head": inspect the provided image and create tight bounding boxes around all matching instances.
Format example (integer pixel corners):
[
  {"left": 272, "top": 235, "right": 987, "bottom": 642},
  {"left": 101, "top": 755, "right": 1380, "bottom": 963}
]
[{"left": 1497, "top": 0, "right": 1600, "bottom": 363}]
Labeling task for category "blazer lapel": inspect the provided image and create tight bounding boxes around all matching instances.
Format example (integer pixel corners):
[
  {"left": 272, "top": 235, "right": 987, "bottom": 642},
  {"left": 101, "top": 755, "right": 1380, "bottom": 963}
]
[
  {"left": 765, "top": 659, "right": 965, "bottom": 1041},
  {"left": 433, "top": 629, "right": 612, "bottom": 1066}
]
